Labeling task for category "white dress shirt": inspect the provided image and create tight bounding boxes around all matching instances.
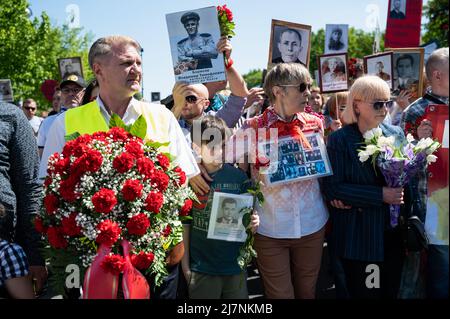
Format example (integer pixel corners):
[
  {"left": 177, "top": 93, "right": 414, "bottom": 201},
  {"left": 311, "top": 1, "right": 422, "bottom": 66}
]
[{"left": 39, "top": 97, "right": 200, "bottom": 180}]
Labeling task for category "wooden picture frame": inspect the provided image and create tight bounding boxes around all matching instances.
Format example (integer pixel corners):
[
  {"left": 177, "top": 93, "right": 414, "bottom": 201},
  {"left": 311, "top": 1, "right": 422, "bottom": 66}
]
[
  {"left": 58, "top": 57, "right": 84, "bottom": 80},
  {"left": 364, "top": 51, "right": 394, "bottom": 90},
  {"left": 268, "top": 19, "right": 311, "bottom": 70},
  {"left": 386, "top": 47, "right": 425, "bottom": 99},
  {"left": 317, "top": 52, "right": 349, "bottom": 93}
]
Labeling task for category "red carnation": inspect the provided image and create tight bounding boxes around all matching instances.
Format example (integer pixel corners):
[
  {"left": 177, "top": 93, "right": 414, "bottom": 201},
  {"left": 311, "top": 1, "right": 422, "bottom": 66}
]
[
  {"left": 62, "top": 140, "right": 77, "bottom": 158},
  {"left": 108, "top": 127, "right": 131, "bottom": 141},
  {"left": 92, "top": 188, "right": 117, "bottom": 214},
  {"left": 34, "top": 217, "right": 47, "bottom": 233},
  {"left": 162, "top": 225, "right": 172, "bottom": 237},
  {"left": 96, "top": 220, "right": 121, "bottom": 246},
  {"left": 144, "top": 192, "right": 164, "bottom": 213},
  {"left": 44, "top": 193, "right": 59, "bottom": 215},
  {"left": 151, "top": 170, "right": 170, "bottom": 192},
  {"left": 101, "top": 254, "right": 126, "bottom": 275},
  {"left": 52, "top": 157, "right": 70, "bottom": 175},
  {"left": 72, "top": 142, "right": 91, "bottom": 158},
  {"left": 47, "top": 226, "right": 68, "bottom": 249},
  {"left": 121, "top": 179, "right": 143, "bottom": 202},
  {"left": 126, "top": 213, "right": 151, "bottom": 236},
  {"left": 173, "top": 166, "right": 186, "bottom": 186},
  {"left": 130, "top": 251, "right": 155, "bottom": 270},
  {"left": 157, "top": 154, "right": 170, "bottom": 171},
  {"left": 92, "top": 131, "right": 108, "bottom": 141},
  {"left": 59, "top": 176, "right": 80, "bottom": 202},
  {"left": 112, "top": 152, "right": 135, "bottom": 173},
  {"left": 125, "top": 141, "right": 144, "bottom": 158},
  {"left": 44, "top": 177, "right": 52, "bottom": 188},
  {"left": 179, "top": 199, "right": 193, "bottom": 216},
  {"left": 136, "top": 157, "right": 155, "bottom": 179},
  {"left": 61, "top": 213, "right": 82, "bottom": 237}
]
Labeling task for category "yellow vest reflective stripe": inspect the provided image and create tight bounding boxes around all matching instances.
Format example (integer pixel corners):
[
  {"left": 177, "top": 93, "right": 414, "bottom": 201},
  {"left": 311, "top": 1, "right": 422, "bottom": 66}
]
[{"left": 65, "top": 100, "right": 171, "bottom": 153}]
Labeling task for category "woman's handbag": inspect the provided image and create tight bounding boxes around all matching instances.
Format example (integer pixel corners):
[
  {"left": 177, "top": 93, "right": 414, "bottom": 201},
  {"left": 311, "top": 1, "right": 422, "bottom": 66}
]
[{"left": 400, "top": 216, "right": 429, "bottom": 252}]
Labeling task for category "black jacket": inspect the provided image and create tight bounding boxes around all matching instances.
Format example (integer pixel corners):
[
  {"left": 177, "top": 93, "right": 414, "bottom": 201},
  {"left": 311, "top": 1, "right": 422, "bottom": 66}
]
[{"left": 0, "top": 102, "right": 44, "bottom": 265}]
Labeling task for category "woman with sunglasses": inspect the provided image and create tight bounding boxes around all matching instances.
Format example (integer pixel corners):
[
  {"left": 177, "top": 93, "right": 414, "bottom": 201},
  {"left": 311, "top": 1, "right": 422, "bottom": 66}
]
[
  {"left": 227, "top": 63, "right": 328, "bottom": 298},
  {"left": 323, "top": 76, "right": 408, "bottom": 298}
]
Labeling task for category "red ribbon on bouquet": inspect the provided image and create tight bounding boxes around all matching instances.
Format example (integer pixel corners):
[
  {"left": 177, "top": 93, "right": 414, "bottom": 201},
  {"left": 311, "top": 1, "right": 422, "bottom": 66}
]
[{"left": 82, "top": 240, "right": 150, "bottom": 299}]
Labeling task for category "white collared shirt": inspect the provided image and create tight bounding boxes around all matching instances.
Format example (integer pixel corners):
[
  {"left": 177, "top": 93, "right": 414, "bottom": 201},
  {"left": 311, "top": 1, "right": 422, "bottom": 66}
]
[{"left": 39, "top": 97, "right": 200, "bottom": 180}]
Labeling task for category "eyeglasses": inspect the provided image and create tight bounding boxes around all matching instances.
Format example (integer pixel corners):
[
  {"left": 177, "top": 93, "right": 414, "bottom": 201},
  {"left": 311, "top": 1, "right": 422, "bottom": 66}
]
[
  {"left": 61, "top": 87, "right": 83, "bottom": 94},
  {"left": 185, "top": 95, "right": 206, "bottom": 104},
  {"left": 369, "top": 100, "right": 394, "bottom": 110},
  {"left": 278, "top": 83, "right": 312, "bottom": 93},
  {"left": 24, "top": 106, "right": 36, "bottom": 111}
]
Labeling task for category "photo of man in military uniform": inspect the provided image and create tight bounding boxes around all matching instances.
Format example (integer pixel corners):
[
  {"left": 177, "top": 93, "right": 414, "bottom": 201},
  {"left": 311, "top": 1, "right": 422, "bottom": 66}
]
[{"left": 177, "top": 11, "right": 218, "bottom": 70}]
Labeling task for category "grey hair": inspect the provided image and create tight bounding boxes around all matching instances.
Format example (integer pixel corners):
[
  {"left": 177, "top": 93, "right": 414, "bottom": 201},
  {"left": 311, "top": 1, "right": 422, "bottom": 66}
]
[{"left": 88, "top": 35, "right": 141, "bottom": 69}]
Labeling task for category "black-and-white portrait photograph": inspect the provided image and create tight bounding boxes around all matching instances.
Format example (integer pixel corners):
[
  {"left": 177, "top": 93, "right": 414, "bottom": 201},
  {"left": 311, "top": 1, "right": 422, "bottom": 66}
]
[
  {"left": 268, "top": 20, "right": 311, "bottom": 69},
  {"left": 364, "top": 52, "right": 394, "bottom": 89},
  {"left": 325, "top": 24, "right": 348, "bottom": 54},
  {"left": 207, "top": 192, "right": 254, "bottom": 243},
  {"left": 261, "top": 134, "right": 332, "bottom": 185},
  {"left": 389, "top": 0, "right": 406, "bottom": 19},
  {"left": 151, "top": 92, "right": 161, "bottom": 102},
  {"left": 58, "top": 57, "right": 83, "bottom": 80},
  {"left": 166, "top": 6, "right": 225, "bottom": 84},
  {"left": 318, "top": 53, "right": 349, "bottom": 93},
  {"left": 389, "top": 48, "right": 424, "bottom": 99},
  {"left": 0, "top": 79, "right": 13, "bottom": 102}
]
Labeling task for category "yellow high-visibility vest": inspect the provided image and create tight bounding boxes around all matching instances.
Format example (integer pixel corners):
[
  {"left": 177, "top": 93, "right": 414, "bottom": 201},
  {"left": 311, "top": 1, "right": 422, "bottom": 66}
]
[{"left": 65, "top": 100, "right": 171, "bottom": 152}]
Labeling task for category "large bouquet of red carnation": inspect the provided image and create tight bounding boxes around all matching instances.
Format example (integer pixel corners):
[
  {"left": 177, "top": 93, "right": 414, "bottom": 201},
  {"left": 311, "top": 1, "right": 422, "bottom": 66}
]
[{"left": 35, "top": 115, "right": 195, "bottom": 297}]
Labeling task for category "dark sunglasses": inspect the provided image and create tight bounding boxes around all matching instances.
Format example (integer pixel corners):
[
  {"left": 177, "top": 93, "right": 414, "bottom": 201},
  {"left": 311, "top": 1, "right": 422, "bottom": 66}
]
[
  {"left": 185, "top": 95, "right": 205, "bottom": 104},
  {"left": 24, "top": 106, "right": 36, "bottom": 111},
  {"left": 278, "top": 83, "right": 312, "bottom": 93},
  {"left": 370, "top": 100, "right": 394, "bottom": 110}
]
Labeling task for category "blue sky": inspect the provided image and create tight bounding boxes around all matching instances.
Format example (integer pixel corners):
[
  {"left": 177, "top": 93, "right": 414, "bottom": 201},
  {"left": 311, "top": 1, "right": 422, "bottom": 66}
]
[{"left": 29, "top": 0, "right": 429, "bottom": 98}]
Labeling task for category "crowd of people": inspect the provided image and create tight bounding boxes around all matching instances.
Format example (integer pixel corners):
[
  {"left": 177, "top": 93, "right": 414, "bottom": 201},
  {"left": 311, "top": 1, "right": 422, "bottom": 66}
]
[{"left": 0, "top": 32, "right": 448, "bottom": 300}]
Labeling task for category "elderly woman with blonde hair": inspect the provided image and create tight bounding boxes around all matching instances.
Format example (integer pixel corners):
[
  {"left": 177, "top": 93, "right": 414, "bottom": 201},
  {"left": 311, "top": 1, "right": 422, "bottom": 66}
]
[{"left": 323, "top": 76, "right": 409, "bottom": 298}]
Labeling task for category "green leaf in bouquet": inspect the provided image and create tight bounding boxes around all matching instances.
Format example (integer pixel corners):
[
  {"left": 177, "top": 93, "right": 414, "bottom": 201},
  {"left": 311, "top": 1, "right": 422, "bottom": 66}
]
[
  {"left": 109, "top": 113, "right": 127, "bottom": 129},
  {"left": 179, "top": 215, "right": 193, "bottom": 222},
  {"left": 129, "top": 115, "right": 147, "bottom": 139},
  {"left": 65, "top": 132, "right": 81, "bottom": 142},
  {"left": 146, "top": 141, "right": 171, "bottom": 149},
  {"left": 242, "top": 211, "right": 251, "bottom": 228}
]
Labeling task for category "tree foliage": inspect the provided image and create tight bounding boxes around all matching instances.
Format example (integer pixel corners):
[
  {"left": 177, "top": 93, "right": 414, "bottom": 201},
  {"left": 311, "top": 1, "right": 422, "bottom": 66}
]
[
  {"left": 0, "top": 0, "right": 94, "bottom": 110},
  {"left": 243, "top": 69, "right": 264, "bottom": 89},
  {"left": 422, "top": 0, "right": 449, "bottom": 47}
]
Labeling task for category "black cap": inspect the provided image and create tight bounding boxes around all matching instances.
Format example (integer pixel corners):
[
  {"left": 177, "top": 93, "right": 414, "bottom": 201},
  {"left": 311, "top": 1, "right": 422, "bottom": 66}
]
[
  {"left": 60, "top": 73, "right": 86, "bottom": 89},
  {"left": 181, "top": 12, "right": 200, "bottom": 25}
]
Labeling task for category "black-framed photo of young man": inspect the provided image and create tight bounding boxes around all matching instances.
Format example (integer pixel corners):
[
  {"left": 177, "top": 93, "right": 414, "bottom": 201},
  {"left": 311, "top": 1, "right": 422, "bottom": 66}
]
[
  {"left": 268, "top": 19, "right": 311, "bottom": 70},
  {"left": 58, "top": 57, "right": 83, "bottom": 80},
  {"left": 324, "top": 24, "right": 349, "bottom": 54},
  {"left": 166, "top": 6, "right": 225, "bottom": 84},
  {"left": 318, "top": 53, "right": 349, "bottom": 93},
  {"left": 364, "top": 51, "right": 394, "bottom": 90},
  {"left": 386, "top": 47, "right": 424, "bottom": 100},
  {"left": 207, "top": 192, "right": 254, "bottom": 242},
  {"left": 0, "top": 79, "right": 13, "bottom": 102}
]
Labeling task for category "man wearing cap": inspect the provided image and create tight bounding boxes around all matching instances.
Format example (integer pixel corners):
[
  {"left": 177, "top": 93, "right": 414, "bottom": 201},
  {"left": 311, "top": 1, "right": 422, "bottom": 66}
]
[
  {"left": 37, "top": 73, "right": 85, "bottom": 158},
  {"left": 177, "top": 11, "right": 218, "bottom": 70}
]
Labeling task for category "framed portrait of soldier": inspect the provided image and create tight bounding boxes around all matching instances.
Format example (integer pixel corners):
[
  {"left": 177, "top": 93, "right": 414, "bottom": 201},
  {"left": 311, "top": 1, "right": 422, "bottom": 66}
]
[
  {"left": 207, "top": 192, "right": 254, "bottom": 243},
  {"left": 151, "top": 92, "right": 161, "bottom": 102},
  {"left": 324, "top": 24, "right": 348, "bottom": 54},
  {"left": 166, "top": 6, "right": 226, "bottom": 85},
  {"left": 58, "top": 57, "right": 83, "bottom": 80},
  {"left": 364, "top": 51, "right": 394, "bottom": 90},
  {"left": 0, "top": 79, "right": 13, "bottom": 102},
  {"left": 386, "top": 47, "right": 424, "bottom": 99},
  {"left": 268, "top": 19, "right": 311, "bottom": 70},
  {"left": 318, "top": 53, "right": 349, "bottom": 93},
  {"left": 389, "top": 0, "right": 407, "bottom": 19}
]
